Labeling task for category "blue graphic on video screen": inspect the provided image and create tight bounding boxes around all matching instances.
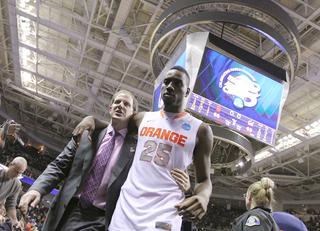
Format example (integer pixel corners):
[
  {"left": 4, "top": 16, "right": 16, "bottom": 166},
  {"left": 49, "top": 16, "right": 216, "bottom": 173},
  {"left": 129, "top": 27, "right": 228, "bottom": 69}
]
[{"left": 188, "top": 47, "right": 283, "bottom": 145}]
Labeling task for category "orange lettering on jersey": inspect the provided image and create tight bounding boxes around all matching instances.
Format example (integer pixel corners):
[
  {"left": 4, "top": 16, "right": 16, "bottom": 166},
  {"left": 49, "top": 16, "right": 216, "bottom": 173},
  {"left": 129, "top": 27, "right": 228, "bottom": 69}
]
[
  {"left": 160, "top": 129, "right": 171, "bottom": 140},
  {"left": 177, "top": 135, "right": 187, "bottom": 147},
  {"left": 140, "top": 127, "right": 188, "bottom": 147},
  {"left": 140, "top": 127, "right": 148, "bottom": 136},
  {"left": 169, "top": 132, "right": 179, "bottom": 143},
  {"left": 152, "top": 128, "right": 162, "bottom": 138},
  {"left": 146, "top": 127, "right": 155, "bottom": 136}
]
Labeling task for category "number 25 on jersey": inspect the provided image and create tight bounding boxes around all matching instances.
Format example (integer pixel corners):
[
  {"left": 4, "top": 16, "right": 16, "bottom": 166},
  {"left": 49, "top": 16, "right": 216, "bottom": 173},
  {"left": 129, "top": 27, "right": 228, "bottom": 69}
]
[{"left": 140, "top": 140, "right": 172, "bottom": 166}]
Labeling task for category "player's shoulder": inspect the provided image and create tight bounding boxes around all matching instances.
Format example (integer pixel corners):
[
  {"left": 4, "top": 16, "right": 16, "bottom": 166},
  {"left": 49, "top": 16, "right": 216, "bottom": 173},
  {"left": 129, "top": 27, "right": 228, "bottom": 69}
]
[
  {"left": 132, "top": 111, "right": 147, "bottom": 123},
  {"left": 140, "top": 111, "right": 148, "bottom": 115},
  {"left": 198, "top": 122, "right": 213, "bottom": 136},
  {"left": 195, "top": 122, "right": 213, "bottom": 148},
  {"left": 186, "top": 113, "right": 205, "bottom": 128}
]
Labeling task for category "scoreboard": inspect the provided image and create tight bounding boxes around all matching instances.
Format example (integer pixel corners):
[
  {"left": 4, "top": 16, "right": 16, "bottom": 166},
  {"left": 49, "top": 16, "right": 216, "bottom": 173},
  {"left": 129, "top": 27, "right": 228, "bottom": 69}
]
[
  {"left": 188, "top": 93, "right": 276, "bottom": 145},
  {"left": 152, "top": 32, "right": 288, "bottom": 147},
  {"left": 187, "top": 47, "right": 284, "bottom": 146}
]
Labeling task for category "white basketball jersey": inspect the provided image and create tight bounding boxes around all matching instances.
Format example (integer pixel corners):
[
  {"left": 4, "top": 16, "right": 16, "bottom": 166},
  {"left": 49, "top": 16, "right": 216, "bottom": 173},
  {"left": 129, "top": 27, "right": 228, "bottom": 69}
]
[{"left": 109, "top": 110, "right": 202, "bottom": 231}]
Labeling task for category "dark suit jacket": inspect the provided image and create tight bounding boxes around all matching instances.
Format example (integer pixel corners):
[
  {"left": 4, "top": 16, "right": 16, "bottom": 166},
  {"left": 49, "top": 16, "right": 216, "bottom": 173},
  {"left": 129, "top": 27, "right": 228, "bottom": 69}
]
[
  {"left": 0, "top": 220, "right": 12, "bottom": 231},
  {"left": 30, "top": 128, "right": 136, "bottom": 231}
]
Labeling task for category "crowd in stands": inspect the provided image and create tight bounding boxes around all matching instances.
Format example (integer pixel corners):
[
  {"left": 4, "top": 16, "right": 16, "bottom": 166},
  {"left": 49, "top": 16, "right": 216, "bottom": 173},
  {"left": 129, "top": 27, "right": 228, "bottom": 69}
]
[
  {"left": 17, "top": 199, "right": 48, "bottom": 231},
  {"left": 0, "top": 139, "right": 54, "bottom": 178},
  {"left": 1, "top": 136, "right": 320, "bottom": 230},
  {"left": 0, "top": 140, "right": 52, "bottom": 230},
  {"left": 0, "top": 137, "right": 68, "bottom": 190},
  {"left": 194, "top": 205, "right": 245, "bottom": 230},
  {"left": 308, "top": 215, "right": 320, "bottom": 231},
  {"left": 0, "top": 141, "right": 54, "bottom": 172}
]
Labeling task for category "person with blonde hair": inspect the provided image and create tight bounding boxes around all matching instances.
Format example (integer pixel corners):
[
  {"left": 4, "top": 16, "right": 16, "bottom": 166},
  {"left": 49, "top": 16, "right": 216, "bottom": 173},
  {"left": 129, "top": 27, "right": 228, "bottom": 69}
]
[{"left": 231, "top": 177, "right": 280, "bottom": 230}]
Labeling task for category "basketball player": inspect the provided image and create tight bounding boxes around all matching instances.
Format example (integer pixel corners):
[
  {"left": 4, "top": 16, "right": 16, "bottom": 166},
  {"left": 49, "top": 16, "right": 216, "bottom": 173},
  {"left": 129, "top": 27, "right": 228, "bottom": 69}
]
[{"left": 73, "top": 66, "right": 213, "bottom": 230}]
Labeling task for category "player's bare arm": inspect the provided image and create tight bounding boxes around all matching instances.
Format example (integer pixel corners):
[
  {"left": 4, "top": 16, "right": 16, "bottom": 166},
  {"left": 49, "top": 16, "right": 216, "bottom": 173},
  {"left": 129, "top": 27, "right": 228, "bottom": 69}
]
[
  {"left": 72, "top": 112, "right": 145, "bottom": 143},
  {"left": 175, "top": 122, "right": 213, "bottom": 221},
  {"left": 127, "top": 111, "right": 145, "bottom": 134},
  {"left": 72, "top": 116, "right": 107, "bottom": 144}
]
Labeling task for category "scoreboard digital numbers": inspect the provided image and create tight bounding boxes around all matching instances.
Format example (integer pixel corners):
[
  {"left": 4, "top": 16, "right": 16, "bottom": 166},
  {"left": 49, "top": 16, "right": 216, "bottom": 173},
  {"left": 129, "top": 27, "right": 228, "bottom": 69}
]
[
  {"left": 188, "top": 93, "right": 276, "bottom": 145},
  {"left": 188, "top": 47, "right": 284, "bottom": 146}
]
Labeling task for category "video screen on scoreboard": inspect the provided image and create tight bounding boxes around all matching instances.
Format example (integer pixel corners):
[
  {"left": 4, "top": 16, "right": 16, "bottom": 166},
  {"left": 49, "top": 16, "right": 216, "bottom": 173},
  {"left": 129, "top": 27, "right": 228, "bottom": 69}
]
[{"left": 187, "top": 47, "right": 283, "bottom": 146}]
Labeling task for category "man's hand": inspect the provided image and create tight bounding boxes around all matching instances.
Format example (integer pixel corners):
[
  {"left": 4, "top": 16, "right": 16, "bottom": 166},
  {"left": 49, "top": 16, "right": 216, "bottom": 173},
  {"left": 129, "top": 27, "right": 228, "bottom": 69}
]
[
  {"left": 0, "top": 120, "right": 21, "bottom": 138},
  {"left": 7, "top": 121, "right": 21, "bottom": 136},
  {"left": 19, "top": 190, "right": 41, "bottom": 217},
  {"left": 0, "top": 215, "right": 5, "bottom": 224},
  {"left": 171, "top": 168, "right": 191, "bottom": 193},
  {"left": 13, "top": 220, "right": 24, "bottom": 230},
  {"left": 72, "top": 116, "right": 95, "bottom": 146},
  {"left": 174, "top": 194, "right": 208, "bottom": 221}
]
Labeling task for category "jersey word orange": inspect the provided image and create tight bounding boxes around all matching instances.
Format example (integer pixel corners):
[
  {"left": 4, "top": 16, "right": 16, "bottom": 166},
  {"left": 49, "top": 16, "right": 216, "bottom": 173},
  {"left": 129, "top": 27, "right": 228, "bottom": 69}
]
[{"left": 140, "top": 126, "right": 187, "bottom": 147}]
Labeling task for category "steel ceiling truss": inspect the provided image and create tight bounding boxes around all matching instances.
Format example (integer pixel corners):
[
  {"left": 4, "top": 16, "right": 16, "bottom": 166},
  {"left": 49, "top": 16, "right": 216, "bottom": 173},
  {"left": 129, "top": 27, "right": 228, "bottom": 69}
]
[{"left": 1, "top": 0, "right": 320, "bottom": 202}]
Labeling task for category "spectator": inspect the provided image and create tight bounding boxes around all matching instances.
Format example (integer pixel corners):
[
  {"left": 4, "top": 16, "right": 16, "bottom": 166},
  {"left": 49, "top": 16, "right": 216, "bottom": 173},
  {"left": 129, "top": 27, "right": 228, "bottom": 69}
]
[
  {"left": 0, "top": 120, "right": 21, "bottom": 150},
  {"left": 0, "top": 200, "right": 12, "bottom": 231},
  {"left": 0, "top": 157, "right": 27, "bottom": 230},
  {"left": 231, "top": 177, "right": 280, "bottom": 230}
]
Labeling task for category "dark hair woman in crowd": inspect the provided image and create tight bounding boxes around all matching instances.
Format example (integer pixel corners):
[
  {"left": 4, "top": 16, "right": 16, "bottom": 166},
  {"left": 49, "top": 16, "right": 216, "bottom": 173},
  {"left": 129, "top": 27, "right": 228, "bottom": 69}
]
[{"left": 231, "top": 177, "right": 280, "bottom": 231}]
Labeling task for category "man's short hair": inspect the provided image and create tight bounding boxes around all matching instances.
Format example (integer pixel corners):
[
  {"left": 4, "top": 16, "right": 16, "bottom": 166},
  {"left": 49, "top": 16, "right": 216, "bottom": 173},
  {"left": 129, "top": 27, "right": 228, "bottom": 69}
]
[
  {"left": 12, "top": 156, "right": 27, "bottom": 168},
  {"left": 170, "top": 66, "right": 190, "bottom": 86},
  {"left": 110, "top": 90, "right": 138, "bottom": 113}
]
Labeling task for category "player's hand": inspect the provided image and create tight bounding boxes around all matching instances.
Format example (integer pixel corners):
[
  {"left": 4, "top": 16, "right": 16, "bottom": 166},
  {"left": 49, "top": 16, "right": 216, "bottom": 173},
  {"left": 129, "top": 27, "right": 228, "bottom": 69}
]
[
  {"left": 174, "top": 194, "right": 208, "bottom": 221},
  {"left": 72, "top": 116, "right": 95, "bottom": 146},
  {"left": 18, "top": 190, "right": 41, "bottom": 217},
  {"left": 171, "top": 168, "right": 191, "bottom": 193},
  {"left": 0, "top": 215, "right": 5, "bottom": 224}
]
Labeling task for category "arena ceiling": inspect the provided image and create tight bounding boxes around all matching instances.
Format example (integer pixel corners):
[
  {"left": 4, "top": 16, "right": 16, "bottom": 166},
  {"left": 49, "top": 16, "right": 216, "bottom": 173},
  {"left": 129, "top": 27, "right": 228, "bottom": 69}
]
[{"left": 1, "top": 0, "right": 320, "bottom": 206}]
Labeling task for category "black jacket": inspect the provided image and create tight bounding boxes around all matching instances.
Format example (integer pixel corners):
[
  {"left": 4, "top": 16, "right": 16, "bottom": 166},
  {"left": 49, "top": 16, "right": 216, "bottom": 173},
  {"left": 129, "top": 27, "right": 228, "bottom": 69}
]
[
  {"left": 0, "top": 220, "right": 12, "bottom": 231},
  {"left": 30, "top": 129, "right": 137, "bottom": 231},
  {"left": 232, "top": 205, "right": 280, "bottom": 231}
]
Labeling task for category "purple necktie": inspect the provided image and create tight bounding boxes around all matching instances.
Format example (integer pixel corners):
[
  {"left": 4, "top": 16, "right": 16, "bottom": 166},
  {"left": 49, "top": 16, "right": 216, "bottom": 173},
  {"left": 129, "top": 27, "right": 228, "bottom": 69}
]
[{"left": 79, "top": 131, "right": 117, "bottom": 208}]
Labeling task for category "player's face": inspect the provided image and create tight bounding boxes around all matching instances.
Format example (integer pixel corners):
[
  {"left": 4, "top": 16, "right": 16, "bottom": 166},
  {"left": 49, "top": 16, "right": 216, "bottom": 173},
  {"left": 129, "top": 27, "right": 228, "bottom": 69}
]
[
  {"left": 161, "top": 69, "right": 190, "bottom": 112},
  {"left": 6, "top": 163, "right": 26, "bottom": 179},
  {"left": 109, "top": 93, "right": 134, "bottom": 124}
]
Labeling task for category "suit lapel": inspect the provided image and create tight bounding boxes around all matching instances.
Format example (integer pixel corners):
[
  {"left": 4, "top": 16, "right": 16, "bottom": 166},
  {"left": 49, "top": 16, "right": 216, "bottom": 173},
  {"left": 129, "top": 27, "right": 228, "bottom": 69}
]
[{"left": 108, "top": 135, "right": 136, "bottom": 188}]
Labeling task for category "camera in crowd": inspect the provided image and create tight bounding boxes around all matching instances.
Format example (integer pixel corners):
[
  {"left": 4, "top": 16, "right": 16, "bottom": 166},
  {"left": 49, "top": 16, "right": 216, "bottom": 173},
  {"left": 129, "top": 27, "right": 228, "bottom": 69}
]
[
  {"left": 0, "top": 119, "right": 11, "bottom": 129},
  {"left": 0, "top": 119, "right": 25, "bottom": 146}
]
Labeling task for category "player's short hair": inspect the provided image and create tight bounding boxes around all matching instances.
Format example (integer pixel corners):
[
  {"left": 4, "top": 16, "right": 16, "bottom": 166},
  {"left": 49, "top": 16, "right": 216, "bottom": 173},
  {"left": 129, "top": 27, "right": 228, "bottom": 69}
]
[{"left": 170, "top": 66, "right": 190, "bottom": 86}]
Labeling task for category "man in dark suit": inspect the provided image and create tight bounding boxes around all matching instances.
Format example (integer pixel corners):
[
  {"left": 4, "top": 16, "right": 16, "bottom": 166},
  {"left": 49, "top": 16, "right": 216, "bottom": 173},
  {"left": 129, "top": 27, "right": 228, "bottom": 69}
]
[{"left": 18, "top": 90, "right": 138, "bottom": 231}]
